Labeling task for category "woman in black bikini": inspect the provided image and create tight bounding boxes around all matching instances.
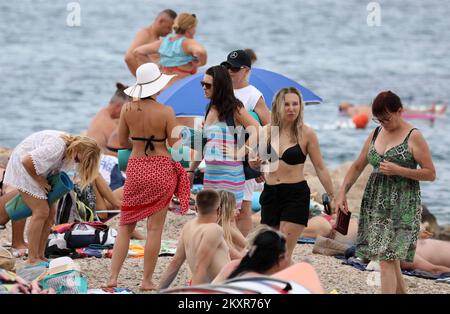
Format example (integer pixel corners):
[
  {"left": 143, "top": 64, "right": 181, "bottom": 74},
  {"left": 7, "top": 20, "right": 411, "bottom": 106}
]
[
  {"left": 106, "top": 63, "right": 190, "bottom": 291},
  {"left": 250, "top": 87, "right": 335, "bottom": 263}
]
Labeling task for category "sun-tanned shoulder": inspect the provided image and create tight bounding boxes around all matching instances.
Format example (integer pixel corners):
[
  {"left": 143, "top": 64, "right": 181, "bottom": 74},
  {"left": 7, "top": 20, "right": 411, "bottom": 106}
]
[
  {"left": 301, "top": 124, "right": 316, "bottom": 140},
  {"left": 200, "top": 223, "right": 224, "bottom": 236},
  {"left": 163, "top": 104, "right": 176, "bottom": 115}
]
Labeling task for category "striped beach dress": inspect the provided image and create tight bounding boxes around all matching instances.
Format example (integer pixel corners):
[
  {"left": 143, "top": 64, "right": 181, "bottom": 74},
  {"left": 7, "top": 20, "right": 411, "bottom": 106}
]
[{"left": 203, "top": 122, "right": 245, "bottom": 209}]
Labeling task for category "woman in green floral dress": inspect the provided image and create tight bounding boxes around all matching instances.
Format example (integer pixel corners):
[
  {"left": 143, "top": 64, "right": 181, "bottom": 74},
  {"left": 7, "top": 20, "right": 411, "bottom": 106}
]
[{"left": 336, "top": 91, "right": 436, "bottom": 294}]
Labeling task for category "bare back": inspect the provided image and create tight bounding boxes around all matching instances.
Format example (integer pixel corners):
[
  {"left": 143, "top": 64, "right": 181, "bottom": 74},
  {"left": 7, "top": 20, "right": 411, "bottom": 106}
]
[
  {"left": 182, "top": 219, "right": 230, "bottom": 282},
  {"left": 119, "top": 99, "right": 174, "bottom": 158},
  {"left": 86, "top": 108, "right": 118, "bottom": 152},
  {"left": 127, "top": 28, "right": 159, "bottom": 61},
  {"left": 416, "top": 239, "right": 450, "bottom": 267}
]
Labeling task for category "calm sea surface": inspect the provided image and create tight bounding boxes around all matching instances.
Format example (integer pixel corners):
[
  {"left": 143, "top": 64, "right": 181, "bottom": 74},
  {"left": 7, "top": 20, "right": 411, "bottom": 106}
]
[{"left": 1, "top": 0, "right": 449, "bottom": 223}]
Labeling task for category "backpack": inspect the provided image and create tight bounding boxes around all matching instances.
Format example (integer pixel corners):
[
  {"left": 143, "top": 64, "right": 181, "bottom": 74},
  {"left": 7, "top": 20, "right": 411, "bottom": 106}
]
[{"left": 56, "top": 190, "right": 97, "bottom": 225}]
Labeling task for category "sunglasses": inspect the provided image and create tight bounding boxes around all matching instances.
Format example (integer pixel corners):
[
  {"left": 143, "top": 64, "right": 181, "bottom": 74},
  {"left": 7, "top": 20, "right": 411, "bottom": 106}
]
[{"left": 200, "top": 81, "right": 212, "bottom": 89}]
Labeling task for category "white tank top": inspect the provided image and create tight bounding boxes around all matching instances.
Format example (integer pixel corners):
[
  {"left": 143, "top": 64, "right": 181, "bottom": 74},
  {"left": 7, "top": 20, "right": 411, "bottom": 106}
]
[{"left": 234, "top": 85, "right": 264, "bottom": 112}]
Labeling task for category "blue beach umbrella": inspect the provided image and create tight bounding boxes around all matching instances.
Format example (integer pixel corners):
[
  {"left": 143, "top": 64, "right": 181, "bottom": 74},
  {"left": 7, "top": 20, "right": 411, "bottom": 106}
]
[{"left": 157, "top": 67, "right": 322, "bottom": 117}]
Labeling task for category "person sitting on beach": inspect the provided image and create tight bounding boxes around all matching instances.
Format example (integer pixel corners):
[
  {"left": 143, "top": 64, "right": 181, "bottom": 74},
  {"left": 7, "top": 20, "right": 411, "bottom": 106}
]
[
  {"left": 158, "top": 189, "right": 230, "bottom": 289},
  {"left": 217, "top": 190, "right": 247, "bottom": 260},
  {"left": 212, "top": 226, "right": 324, "bottom": 293},
  {"left": 2, "top": 131, "right": 101, "bottom": 265},
  {"left": 133, "top": 13, "right": 207, "bottom": 88},
  {"left": 106, "top": 63, "right": 190, "bottom": 291},
  {"left": 400, "top": 233, "right": 450, "bottom": 275},
  {"left": 124, "top": 9, "right": 177, "bottom": 76},
  {"left": 87, "top": 82, "right": 130, "bottom": 155},
  {"left": 221, "top": 49, "right": 270, "bottom": 238},
  {"left": 249, "top": 87, "right": 335, "bottom": 264}
]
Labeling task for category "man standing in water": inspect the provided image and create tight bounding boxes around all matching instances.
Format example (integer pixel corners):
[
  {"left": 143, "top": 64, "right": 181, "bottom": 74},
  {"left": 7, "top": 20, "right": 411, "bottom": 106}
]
[{"left": 124, "top": 9, "right": 177, "bottom": 76}]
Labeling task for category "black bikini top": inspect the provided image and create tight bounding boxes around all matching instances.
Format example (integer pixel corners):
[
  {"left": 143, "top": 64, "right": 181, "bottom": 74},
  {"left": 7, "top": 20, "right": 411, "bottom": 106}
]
[
  {"left": 267, "top": 143, "right": 307, "bottom": 165},
  {"left": 106, "top": 145, "right": 122, "bottom": 153},
  {"left": 131, "top": 135, "right": 166, "bottom": 156}
]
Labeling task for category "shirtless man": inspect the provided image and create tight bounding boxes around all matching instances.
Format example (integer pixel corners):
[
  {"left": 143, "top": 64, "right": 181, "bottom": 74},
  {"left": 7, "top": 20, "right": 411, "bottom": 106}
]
[
  {"left": 400, "top": 236, "right": 450, "bottom": 274},
  {"left": 87, "top": 82, "right": 129, "bottom": 154},
  {"left": 158, "top": 190, "right": 231, "bottom": 289},
  {"left": 124, "top": 9, "right": 177, "bottom": 76}
]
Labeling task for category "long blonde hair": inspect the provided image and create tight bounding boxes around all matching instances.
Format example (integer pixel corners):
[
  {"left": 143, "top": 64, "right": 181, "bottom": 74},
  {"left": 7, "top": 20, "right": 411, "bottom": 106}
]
[
  {"left": 269, "top": 87, "right": 304, "bottom": 143},
  {"left": 217, "top": 190, "right": 237, "bottom": 251},
  {"left": 173, "top": 13, "right": 197, "bottom": 34},
  {"left": 61, "top": 134, "right": 101, "bottom": 189}
]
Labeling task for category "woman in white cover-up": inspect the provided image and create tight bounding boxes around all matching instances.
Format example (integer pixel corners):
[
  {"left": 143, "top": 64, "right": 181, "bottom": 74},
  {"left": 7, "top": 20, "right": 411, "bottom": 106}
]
[{"left": 3, "top": 130, "right": 101, "bottom": 264}]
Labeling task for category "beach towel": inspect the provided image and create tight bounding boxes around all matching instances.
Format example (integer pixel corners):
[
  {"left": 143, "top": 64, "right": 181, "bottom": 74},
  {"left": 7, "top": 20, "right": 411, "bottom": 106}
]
[
  {"left": 341, "top": 256, "right": 368, "bottom": 271},
  {"left": 297, "top": 237, "right": 316, "bottom": 244},
  {"left": 159, "top": 240, "right": 178, "bottom": 256},
  {"left": 161, "top": 276, "right": 311, "bottom": 294},
  {"left": 436, "top": 276, "right": 450, "bottom": 285},
  {"left": 336, "top": 256, "right": 450, "bottom": 282},
  {"left": 400, "top": 269, "right": 439, "bottom": 280},
  {"left": 127, "top": 239, "right": 178, "bottom": 258},
  {"left": 88, "top": 287, "right": 134, "bottom": 294}
]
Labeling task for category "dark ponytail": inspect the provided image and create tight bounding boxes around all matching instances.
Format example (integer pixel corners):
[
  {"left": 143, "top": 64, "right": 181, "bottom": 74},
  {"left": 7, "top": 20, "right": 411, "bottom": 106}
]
[{"left": 227, "top": 230, "right": 286, "bottom": 279}]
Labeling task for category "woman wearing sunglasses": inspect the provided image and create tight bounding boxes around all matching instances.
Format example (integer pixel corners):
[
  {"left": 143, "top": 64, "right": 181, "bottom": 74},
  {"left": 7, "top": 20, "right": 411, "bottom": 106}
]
[
  {"left": 187, "top": 65, "right": 260, "bottom": 212},
  {"left": 336, "top": 90, "right": 436, "bottom": 294},
  {"left": 221, "top": 49, "right": 271, "bottom": 238}
]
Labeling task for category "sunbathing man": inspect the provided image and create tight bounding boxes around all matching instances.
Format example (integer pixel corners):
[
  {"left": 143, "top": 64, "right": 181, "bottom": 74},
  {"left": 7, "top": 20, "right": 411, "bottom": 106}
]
[
  {"left": 158, "top": 190, "right": 231, "bottom": 289},
  {"left": 87, "top": 82, "right": 129, "bottom": 155},
  {"left": 400, "top": 233, "right": 450, "bottom": 275}
]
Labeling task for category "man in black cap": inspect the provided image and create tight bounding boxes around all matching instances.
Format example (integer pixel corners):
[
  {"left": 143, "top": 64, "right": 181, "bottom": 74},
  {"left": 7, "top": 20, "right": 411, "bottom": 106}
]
[{"left": 221, "top": 49, "right": 270, "bottom": 237}]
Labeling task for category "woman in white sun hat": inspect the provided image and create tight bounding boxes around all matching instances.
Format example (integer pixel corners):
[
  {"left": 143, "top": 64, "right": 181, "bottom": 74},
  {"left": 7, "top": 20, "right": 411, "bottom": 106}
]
[{"left": 106, "top": 63, "right": 190, "bottom": 291}]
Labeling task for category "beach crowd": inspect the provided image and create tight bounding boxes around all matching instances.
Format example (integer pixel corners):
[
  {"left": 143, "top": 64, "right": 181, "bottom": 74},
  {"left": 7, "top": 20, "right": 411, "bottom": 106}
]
[{"left": 1, "top": 9, "right": 449, "bottom": 295}]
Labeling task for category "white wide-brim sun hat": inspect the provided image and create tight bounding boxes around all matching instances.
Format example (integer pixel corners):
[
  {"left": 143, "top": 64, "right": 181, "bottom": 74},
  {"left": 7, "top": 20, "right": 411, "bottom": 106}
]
[{"left": 124, "top": 63, "right": 176, "bottom": 99}]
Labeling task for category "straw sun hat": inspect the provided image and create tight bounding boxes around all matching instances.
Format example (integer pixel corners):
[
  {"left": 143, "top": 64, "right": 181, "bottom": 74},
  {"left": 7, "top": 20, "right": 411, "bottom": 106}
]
[{"left": 124, "top": 63, "right": 175, "bottom": 99}]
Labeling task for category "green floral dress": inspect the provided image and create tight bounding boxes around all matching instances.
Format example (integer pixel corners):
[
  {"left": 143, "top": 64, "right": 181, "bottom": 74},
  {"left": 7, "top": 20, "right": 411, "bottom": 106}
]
[{"left": 356, "top": 127, "right": 421, "bottom": 262}]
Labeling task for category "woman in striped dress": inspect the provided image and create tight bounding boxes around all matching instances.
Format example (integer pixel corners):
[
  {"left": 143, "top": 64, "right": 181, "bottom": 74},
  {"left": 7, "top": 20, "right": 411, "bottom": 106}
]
[{"left": 188, "top": 65, "right": 259, "bottom": 209}]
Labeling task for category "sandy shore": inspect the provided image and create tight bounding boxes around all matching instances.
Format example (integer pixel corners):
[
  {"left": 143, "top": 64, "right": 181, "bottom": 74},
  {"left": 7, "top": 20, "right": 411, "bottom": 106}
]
[
  {"left": 2, "top": 149, "right": 449, "bottom": 294},
  {"left": 2, "top": 211, "right": 450, "bottom": 294}
]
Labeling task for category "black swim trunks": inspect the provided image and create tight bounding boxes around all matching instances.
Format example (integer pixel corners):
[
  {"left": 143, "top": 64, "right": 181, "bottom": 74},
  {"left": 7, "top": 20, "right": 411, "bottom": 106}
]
[{"left": 260, "top": 181, "right": 310, "bottom": 227}]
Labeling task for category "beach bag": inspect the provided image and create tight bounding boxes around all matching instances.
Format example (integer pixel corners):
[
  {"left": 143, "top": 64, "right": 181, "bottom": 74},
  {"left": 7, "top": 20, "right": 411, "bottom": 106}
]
[
  {"left": 56, "top": 190, "right": 96, "bottom": 224},
  {"left": 45, "top": 232, "right": 79, "bottom": 258},
  {"left": 64, "top": 223, "right": 116, "bottom": 249},
  {"left": 39, "top": 257, "right": 87, "bottom": 294}
]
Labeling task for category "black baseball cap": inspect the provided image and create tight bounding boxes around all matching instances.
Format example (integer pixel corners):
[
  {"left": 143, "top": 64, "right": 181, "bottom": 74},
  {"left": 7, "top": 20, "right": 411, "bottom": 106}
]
[{"left": 220, "top": 50, "right": 252, "bottom": 69}]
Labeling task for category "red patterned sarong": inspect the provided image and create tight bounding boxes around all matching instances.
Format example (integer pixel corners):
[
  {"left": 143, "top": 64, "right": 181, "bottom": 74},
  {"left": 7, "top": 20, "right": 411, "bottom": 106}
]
[{"left": 120, "top": 155, "right": 190, "bottom": 225}]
